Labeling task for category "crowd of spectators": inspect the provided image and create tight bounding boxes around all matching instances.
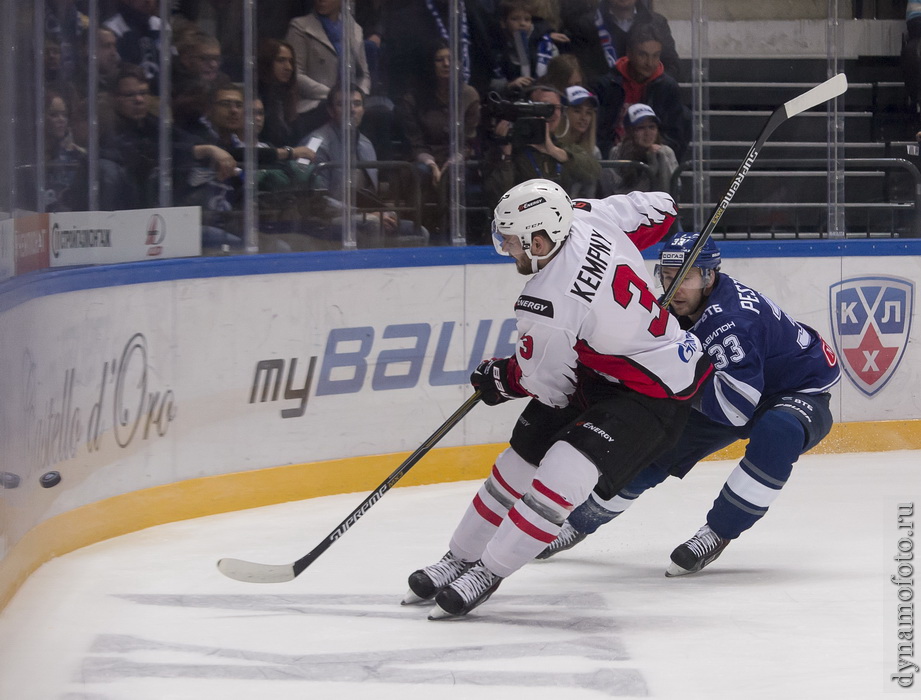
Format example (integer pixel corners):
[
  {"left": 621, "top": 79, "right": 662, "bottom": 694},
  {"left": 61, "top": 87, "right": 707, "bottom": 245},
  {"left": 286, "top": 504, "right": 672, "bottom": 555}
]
[{"left": 35, "top": 0, "right": 692, "bottom": 250}]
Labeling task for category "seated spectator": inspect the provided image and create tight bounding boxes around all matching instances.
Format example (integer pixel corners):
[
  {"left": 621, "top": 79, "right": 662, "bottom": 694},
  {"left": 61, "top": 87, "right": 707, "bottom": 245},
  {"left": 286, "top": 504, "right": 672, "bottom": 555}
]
[
  {"left": 560, "top": 0, "right": 680, "bottom": 86},
  {"left": 560, "top": 85, "right": 602, "bottom": 158},
  {"left": 173, "top": 29, "right": 225, "bottom": 95},
  {"left": 380, "top": 0, "right": 495, "bottom": 101},
  {"left": 174, "top": 82, "right": 316, "bottom": 249},
  {"left": 285, "top": 0, "right": 372, "bottom": 136},
  {"left": 532, "top": 0, "right": 562, "bottom": 33},
  {"left": 249, "top": 95, "right": 317, "bottom": 196},
  {"left": 903, "top": 1, "right": 921, "bottom": 124},
  {"left": 172, "top": 29, "right": 229, "bottom": 132},
  {"left": 45, "top": 0, "right": 88, "bottom": 84},
  {"left": 98, "top": 63, "right": 161, "bottom": 210},
  {"left": 595, "top": 22, "right": 690, "bottom": 160},
  {"left": 44, "top": 90, "right": 88, "bottom": 212},
  {"left": 488, "top": 0, "right": 569, "bottom": 99},
  {"left": 909, "top": 0, "right": 921, "bottom": 37},
  {"left": 172, "top": 82, "right": 249, "bottom": 249},
  {"left": 300, "top": 84, "right": 428, "bottom": 247},
  {"left": 104, "top": 0, "right": 163, "bottom": 90},
  {"left": 558, "top": 85, "right": 601, "bottom": 198},
  {"left": 256, "top": 38, "right": 303, "bottom": 147},
  {"left": 600, "top": 102, "right": 677, "bottom": 196},
  {"left": 483, "top": 83, "right": 600, "bottom": 208},
  {"left": 354, "top": 0, "right": 385, "bottom": 94},
  {"left": 94, "top": 26, "right": 124, "bottom": 95},
  {"left": 43, "top": 35, "right": 82, "bottom": 141},
  {"left": 71, "top": 24, "right": 123, "bottom": 100},
  {"left": 44, "top": 36, "right": 65, "bottom": 88},
  {"left": 69, "top": 26, "right": 124, "bottom": 147},
  {"left": 541, "top": 53, "right": 587, "bottom": 94},
  {"left": 395, "top": 40, "right": 481, "bottom": 241},
  {"left": 173, "top": 0, "right": 308, "bottom": 81}
]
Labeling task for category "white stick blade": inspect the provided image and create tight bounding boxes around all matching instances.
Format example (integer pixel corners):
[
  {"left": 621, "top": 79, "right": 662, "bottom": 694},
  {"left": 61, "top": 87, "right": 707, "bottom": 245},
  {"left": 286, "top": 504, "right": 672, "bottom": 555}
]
[
  {"left": 217, "top": 558, "right": 296, "bottom": 583},
  {"left": 783, "top": 73, "right": 848, "bottom": 118}
]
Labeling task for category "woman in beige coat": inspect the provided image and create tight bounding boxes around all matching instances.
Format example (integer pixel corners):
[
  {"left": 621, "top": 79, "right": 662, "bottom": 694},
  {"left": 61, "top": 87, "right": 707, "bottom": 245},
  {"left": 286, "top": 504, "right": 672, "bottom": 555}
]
[{"left": 285, "top": 0, "right": 371, "bottom": 131}]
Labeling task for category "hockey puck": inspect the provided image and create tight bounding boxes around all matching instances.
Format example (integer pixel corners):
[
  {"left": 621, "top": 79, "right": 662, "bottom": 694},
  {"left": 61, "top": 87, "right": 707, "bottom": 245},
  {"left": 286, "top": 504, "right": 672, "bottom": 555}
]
[
  {"left": 40, "top": 471, "right": 62, "bottom": 488},
  {"left": 1, "top": 472, "right": 20, "bottom": 489}
]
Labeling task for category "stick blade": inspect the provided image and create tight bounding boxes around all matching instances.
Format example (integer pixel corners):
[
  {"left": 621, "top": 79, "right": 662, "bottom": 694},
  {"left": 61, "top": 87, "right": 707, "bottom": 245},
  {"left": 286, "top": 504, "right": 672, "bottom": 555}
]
[
  {"left": 783, "top": 73, "right": 848, "bottom": 118},
  {"left": 217, "top": 557, "right": 296, "bottom": 583}
]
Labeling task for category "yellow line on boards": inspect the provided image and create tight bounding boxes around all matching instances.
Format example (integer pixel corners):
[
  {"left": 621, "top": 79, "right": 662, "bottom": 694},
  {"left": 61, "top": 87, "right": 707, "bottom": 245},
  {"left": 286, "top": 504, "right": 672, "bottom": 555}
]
[{"left": 1, "top": 419, "right": 919, "bottom": 612}]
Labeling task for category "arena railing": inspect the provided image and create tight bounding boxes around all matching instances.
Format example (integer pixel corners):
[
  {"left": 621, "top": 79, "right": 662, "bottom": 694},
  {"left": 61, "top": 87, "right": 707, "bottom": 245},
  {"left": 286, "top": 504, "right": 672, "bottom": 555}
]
[{"left": 670, "top": 157, "right": 921, "bottom": 239}]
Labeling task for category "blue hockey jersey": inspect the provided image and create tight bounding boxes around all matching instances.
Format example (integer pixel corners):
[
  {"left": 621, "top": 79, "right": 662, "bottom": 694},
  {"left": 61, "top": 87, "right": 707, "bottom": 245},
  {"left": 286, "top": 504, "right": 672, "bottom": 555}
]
[{"left": 688, "top": 273, "right": 841, "bottom": 427}]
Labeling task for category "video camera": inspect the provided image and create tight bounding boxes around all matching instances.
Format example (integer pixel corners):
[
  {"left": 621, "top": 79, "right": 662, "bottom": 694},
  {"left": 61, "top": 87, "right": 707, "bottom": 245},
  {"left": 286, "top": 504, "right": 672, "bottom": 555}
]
[{"left": 486, "top": 91, "right": 557, "bottom": 145}]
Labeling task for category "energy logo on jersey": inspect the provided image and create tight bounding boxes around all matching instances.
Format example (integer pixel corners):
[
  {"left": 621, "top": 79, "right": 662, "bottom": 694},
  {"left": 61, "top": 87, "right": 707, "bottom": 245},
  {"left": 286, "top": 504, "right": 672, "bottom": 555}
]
[
  {"left": 829, "top": 276, "right": 914, "bottom": 396},
  {"left": 515, "top": 295, "right": 554, "bottom": 318}
]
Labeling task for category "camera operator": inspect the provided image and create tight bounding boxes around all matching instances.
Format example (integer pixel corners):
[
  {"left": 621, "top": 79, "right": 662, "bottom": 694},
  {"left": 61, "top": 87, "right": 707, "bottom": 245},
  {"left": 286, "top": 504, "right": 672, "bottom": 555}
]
[{"left": 483, "top": 84, "right": 601, "bottom": 209}]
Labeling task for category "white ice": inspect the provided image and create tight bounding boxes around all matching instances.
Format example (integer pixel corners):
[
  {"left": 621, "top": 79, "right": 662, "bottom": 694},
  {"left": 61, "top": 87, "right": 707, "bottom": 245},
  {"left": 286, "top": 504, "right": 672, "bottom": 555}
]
[{"left": 1, "top": 450, "right": 918, "bottom": 699}]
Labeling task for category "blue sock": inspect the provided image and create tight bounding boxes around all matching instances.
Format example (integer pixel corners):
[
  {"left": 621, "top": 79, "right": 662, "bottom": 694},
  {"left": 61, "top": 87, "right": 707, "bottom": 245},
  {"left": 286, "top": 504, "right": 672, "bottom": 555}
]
[
  {"left": 569, "top": 463, "right": 670, "bottom": 534},
  {"left": 708, "top": 410, "right": 804, "bottom": 539}
]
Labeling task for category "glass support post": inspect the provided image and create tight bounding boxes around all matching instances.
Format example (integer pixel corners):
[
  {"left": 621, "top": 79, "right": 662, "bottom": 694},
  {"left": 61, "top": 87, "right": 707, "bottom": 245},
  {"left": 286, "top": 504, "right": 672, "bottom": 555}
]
[
  {"left": 339, "top": 0, "right": 356, "bottom": 250},
  {"left": 448, "top": 0, "right": 467, "bottom": 246},
  {"left": 242, "top": 0, "right": 258, "bottom": 253},
  {"left": 158, "top": 0, "right": 173, "bottom": 208},
  {"left": 827, "top": 0, "right": 845, "bottom": 238}
]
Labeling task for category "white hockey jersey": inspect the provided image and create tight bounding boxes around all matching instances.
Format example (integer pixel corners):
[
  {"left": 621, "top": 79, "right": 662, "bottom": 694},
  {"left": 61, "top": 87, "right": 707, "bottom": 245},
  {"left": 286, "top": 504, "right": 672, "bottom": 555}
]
[{"left": 506, "top": 192, "right": 713, "bottom": 408}]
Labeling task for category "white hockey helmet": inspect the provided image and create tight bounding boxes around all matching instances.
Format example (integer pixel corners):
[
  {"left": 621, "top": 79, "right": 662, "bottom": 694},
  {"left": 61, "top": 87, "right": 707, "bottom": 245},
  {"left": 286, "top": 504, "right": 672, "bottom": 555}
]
[{"left": 491, "top": 178, "right": 574, "bottom": 262}]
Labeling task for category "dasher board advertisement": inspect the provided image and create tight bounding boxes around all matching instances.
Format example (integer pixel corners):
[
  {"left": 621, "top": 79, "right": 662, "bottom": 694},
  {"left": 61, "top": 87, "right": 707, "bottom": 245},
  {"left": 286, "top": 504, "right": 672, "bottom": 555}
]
[{"left": 48, "top": 206, "right": 201, "bottom": 267}]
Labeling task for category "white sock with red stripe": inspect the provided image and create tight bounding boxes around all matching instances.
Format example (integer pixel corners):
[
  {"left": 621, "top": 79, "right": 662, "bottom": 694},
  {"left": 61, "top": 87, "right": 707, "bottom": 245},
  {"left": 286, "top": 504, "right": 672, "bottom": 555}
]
[
  {"left": 481, "top": 441, "right": 599, "bottom": 578},
  {"left": 448, "top": 448, "right": 536, "bottom": 562}
]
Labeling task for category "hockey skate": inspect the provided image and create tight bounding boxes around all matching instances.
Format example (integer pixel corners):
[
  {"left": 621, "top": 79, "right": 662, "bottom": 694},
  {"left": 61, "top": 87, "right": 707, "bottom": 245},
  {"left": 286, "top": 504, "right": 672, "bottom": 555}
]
[
  {"left": 535, "top": 521, "right": 588, "bottom": 560},
  {"left": 665, "top": 524, "right": 730, "bottom": 577},
  {"left": 429, "top": 561, "right": 502, "bottom": 619},
  {"left": 402, "top": 551, "right": 472, "bottom": 605}
]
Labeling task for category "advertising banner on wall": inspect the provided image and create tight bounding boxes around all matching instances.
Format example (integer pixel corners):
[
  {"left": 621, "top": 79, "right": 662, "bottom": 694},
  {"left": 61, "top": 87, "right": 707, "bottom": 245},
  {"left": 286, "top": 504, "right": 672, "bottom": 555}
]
[
  {"left": 48, "top": 206, "right": 201, "bottom": 267},
  {"left": 0, "top": 218, "right": 13, "bottom": 281},
  {"left": 0, "top": 250, "right": 918, "bottom": 569},
  {"left": 13, "top": 214, "right": 50, "bottom": 275}
]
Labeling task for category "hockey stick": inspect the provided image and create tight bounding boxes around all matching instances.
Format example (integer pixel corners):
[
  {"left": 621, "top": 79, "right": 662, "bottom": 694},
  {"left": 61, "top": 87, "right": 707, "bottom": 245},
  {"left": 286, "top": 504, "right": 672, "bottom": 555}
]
[
  {"left": 217, "top": 390, "right": 482, "bottom": 583},
  {"left": 660, "top": 72, "right": 848, "bottom": 307}
]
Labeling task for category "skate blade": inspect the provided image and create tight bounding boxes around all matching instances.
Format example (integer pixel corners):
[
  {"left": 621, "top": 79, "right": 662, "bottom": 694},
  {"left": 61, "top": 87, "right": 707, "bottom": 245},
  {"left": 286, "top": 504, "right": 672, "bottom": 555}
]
[
  {"left": 665, "top": 561, "right": 693, "bottom": 577},
  {"left": 427, "top": 604, "right": 460, "bottom": 620},
  {"left": 401, "top": 589, "right": 431, "bottom": 605}
]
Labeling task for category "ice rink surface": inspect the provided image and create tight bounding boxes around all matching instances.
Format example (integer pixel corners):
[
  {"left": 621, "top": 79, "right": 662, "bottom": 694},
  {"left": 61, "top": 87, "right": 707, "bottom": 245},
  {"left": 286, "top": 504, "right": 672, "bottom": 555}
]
[{"left": 1, "top": 450, "right": 918, "bottom": 699}]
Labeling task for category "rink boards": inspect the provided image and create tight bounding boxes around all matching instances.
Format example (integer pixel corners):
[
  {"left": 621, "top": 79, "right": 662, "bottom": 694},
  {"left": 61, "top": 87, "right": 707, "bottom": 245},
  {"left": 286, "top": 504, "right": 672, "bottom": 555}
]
[{"left": 0, "top": 240, "right": 919, "bottom": 610}]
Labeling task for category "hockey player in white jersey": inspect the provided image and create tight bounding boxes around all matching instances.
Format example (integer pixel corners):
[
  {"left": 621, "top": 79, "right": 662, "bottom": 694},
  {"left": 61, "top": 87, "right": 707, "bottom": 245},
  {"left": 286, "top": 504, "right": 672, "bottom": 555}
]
[
  {"left": 403, "top": 179, "right": 713, "bottom": 619},
  {"left": 538, "top": 232, "right": 842, "bottom": 575}
]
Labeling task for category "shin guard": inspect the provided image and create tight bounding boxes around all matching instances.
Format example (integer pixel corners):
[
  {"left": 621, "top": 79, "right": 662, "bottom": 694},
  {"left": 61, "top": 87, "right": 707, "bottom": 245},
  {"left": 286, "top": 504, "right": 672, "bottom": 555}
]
[
  {"left": 483, "top": 442, "right": 598, "bottom": 577},
  {"left": 449, "top": 448, "right": 536, "bottom": 562}
]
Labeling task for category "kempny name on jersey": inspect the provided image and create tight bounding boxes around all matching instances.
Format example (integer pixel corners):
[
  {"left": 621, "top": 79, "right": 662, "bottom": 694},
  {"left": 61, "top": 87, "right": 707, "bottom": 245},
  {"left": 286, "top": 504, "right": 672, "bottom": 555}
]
[{"left": 569, "top": 229, "right": 614, "bottom": 303}]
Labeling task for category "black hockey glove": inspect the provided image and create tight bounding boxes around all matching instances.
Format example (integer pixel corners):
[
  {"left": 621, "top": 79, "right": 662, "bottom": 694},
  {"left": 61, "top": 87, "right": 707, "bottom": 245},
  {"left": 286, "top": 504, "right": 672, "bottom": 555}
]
[{"left": 470, "top": 357, "right": 526, "bottom": 406}]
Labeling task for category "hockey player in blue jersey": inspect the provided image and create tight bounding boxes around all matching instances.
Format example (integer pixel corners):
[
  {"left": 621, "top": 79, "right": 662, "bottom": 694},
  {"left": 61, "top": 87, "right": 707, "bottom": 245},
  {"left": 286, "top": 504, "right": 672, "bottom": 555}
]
[{"left": 539, "top": 232, "right": 842, "bottom": 575}]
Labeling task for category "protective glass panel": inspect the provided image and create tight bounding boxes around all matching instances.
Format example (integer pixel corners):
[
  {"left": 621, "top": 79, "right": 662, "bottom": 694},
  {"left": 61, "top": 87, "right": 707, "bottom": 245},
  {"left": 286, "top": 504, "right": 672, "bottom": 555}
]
[{"left": 0, "top": 0, "right": 918, "bottom": 273}]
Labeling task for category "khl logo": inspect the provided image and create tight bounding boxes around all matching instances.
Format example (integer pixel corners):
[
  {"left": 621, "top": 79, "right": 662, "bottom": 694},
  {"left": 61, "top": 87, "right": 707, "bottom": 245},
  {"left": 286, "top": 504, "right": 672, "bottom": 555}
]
[{"left": 829, "top": 276, "right": 914, "bottom": 397}]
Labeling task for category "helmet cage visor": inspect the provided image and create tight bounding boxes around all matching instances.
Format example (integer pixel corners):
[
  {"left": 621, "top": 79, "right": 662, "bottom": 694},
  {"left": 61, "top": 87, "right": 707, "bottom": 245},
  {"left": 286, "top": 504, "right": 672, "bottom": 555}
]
[
  {"left": 491, "top": 219, "right": 533, "bottom": 258},
  {"left": 655, "top": 264, "right": 714, "bottom": 290}
]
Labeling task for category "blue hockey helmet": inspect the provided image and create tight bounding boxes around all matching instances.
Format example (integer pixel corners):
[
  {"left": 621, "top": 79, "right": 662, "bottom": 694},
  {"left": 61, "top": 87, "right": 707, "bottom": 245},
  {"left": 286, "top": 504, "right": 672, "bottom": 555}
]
[{"left": 655, "top": 233, "right": 721, "bottom": 289}]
